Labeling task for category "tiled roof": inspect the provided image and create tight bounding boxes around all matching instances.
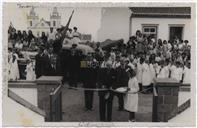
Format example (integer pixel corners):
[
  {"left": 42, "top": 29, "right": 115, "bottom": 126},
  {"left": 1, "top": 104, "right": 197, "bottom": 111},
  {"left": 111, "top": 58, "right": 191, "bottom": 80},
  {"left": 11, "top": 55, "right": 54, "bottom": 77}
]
[{"left": 130, "top": 7, "right": 191, "bottom": 18}]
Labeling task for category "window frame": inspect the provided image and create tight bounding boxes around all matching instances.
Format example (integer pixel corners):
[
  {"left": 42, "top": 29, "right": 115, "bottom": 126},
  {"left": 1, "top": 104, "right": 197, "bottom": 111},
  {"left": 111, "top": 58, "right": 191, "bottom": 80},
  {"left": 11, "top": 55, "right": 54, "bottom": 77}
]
[
  {"left": 168, "top": 24, "right": 185, "bottom": 41},
  {"left": 141, "top": 24, "right": 158, "bottom": 42}
]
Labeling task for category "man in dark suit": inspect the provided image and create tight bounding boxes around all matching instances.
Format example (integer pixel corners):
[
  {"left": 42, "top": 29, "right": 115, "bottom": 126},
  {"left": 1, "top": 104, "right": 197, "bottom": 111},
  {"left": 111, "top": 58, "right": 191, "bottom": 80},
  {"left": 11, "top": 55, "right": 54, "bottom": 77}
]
[
  {"left": 35, "top": 47, "right": 45, "bottom": 79},
  {"left": 68, "top": 44, "right": 80, "bottom": 87},
  {"left": 83, "top": 53, "right": 98, "bottom": 111},
  {"left": 97, "top": 61, "right": 114, "bottom": 122},
  {"left": 44, "top": 47, "right": 61, "bottom": 76},
  {"left": 113, "top": 58, "right": 129, "bottom": 111}
]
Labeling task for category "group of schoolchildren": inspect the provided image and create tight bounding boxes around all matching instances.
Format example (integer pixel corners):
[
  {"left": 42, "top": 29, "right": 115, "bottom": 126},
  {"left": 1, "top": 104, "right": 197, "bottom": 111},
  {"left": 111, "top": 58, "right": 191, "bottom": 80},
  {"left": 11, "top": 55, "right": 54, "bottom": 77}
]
[{"left": 84, "top": 30, "right": 191, "bottom": 122}]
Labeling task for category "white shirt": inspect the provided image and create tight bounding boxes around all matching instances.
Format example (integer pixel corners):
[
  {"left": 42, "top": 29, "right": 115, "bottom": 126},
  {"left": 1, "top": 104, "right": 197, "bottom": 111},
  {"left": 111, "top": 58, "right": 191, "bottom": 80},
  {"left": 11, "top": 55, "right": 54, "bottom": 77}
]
[
  {"left": 112, "top": 61, "right": 120, "bottom": 69},
  {"left": 66, "top": 31, "right": 73, "bottom": 39},
  {"left": 15, "top": 43, "right": 23, "bottom": 49},
  {"left": 157, "top": 66, "right": 169, "bottom": 78},
  {"left": 170, "top": 66, "right": 183, "bottom": 82},
  {"left": 142, "top": 63, "right": 151, "bottom": 86},
  {"left": 48, "top": 31, "right": 57, "bottom": 41},
  {"left": 183, "top": 66, "right": 190, "bottom": 84},
  {"left": 167, "top": 43, "right": 172, "bottom": 50},
  {"left": 101, "top": 61, "right": 107, "bottom": 68}
]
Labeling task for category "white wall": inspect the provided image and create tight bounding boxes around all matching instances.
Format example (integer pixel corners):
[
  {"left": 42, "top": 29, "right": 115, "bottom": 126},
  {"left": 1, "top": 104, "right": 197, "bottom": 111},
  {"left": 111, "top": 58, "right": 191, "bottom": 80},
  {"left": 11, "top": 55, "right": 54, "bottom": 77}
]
[
  {"left": 97, "top": 7, "right": 131, "bottom": 43},
  {"left": 9, "top": 88, "right": 38, "bottom": 106},
  {"left": 178, "top": 91, "right": 190, "bottom": 106},
  {"left": 3, "top": 97, "right": 44, "bottom": 126},
  {"left": 131, "top": 18, "right": 192, "bottom": 43}
]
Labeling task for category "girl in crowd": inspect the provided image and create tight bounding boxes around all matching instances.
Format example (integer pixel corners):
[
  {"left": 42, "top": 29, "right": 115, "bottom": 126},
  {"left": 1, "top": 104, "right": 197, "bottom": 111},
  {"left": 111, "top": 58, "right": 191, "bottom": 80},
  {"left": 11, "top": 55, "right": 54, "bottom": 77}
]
[
  {"left": 25, "top": 59, "right": 36, "bottom": 80},
  {"left": 14, "top": 39, "right": 23, "bottom": 50},
  {"left": 170, "top": 61, "right": 183, "bottom": 82},
  {"left": 8, "top": 48, "right": 20, "bottom": 81},
  {"left": 157, "top": 60, "right": 170, "bottom": 78},
  {"left": 182, "top": 61, "right": 191, "bottom": 84},
  {"left": 141, "top": 58, "right": 152, "bottom": 93},
  {"left": 124, "top": 68, "right": 139, "bottom": 122}
]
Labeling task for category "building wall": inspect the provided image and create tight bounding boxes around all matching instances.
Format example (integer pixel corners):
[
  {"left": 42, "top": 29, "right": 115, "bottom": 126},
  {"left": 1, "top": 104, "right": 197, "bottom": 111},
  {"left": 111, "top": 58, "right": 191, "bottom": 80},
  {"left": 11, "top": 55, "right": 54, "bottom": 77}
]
[
  {"left": 97, "top": 7, "right": 131, "bottom": 43},
  {"left": 130, "top": 18, "right": 192, "bottom": 43}
]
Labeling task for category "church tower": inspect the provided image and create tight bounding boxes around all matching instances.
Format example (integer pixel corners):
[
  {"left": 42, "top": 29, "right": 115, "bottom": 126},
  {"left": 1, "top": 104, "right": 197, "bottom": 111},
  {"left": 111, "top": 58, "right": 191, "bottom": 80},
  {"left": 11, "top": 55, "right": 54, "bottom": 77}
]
[
  {"left": 27, "top": 7, "right": 39, "bottom": 29},
  {"left": 50, "top": 7, "right": 61, "bottom": 29}
]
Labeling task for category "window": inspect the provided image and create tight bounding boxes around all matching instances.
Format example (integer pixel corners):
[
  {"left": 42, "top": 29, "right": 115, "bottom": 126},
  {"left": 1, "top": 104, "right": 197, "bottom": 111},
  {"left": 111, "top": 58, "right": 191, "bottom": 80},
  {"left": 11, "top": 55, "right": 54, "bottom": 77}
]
[
  {"left": 169, "top": 25, "right": 184, "bottom": 41},
  {"left": 53, "top": 21, "right": 56, "bottom": 27},
  {"left": 142, "top": 25, "right": 158, "bottom": 41},
  {"left": 30, "top": 21, "right": 32, "bottom": 26}
]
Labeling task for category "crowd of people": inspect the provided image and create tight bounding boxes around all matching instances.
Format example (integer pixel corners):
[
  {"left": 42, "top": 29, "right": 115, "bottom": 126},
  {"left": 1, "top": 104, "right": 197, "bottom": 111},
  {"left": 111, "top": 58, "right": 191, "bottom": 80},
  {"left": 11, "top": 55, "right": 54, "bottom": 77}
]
[
  {"left": 7, "top": 25, "right": 83, "bottom": 81},
  {"left": 80, "top": 30, "right": 191, "bottom": 122},
  {"left": 7, "top": 24, "right": 191, "bottom": 122}
]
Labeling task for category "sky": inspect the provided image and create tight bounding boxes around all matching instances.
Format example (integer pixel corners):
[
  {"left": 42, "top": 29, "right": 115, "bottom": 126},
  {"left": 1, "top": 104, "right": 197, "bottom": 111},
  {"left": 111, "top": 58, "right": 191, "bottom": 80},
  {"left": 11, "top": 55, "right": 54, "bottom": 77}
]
[{"left": 3, "top": 3, "right": 102, "bottom": 41}]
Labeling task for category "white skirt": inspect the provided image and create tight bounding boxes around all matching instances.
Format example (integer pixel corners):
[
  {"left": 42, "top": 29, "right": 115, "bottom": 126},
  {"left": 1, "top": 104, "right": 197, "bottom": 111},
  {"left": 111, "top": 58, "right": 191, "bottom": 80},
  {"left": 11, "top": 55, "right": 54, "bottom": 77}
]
[{"left": 124, "top": 93, "right": 138, "bottom": 112}]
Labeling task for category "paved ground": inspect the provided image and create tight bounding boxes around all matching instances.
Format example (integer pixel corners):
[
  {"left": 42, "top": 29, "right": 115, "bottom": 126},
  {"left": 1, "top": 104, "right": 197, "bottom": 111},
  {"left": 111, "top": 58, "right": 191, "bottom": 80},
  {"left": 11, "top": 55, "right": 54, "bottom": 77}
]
[{"left": 61, "top": 84, "right": 153, "bottom": 122}]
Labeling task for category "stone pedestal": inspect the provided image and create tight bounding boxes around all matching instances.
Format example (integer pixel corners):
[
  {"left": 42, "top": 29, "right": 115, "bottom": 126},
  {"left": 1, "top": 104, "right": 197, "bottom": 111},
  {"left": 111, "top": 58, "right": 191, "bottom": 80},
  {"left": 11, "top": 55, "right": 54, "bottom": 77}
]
[
  {"left": 36, "top": 76, "right": 63, "bottom": 121},
  {"left": 155, "top": 78, "right": 180, "bottom": 122}
]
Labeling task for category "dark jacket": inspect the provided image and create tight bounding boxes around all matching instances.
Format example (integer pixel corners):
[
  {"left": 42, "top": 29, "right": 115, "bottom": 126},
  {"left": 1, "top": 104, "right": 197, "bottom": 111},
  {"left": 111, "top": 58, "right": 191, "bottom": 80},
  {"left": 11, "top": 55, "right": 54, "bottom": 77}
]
[
  {"left": 44, "top": 53, "right": 61, "bottom": 76},
  {"left": 35, "top": 53, "right": 45, "bottom": 78},
  {"left": 97, "top": 68, "right": 113, "bottom": 88},
  {"left": 113, "top": 66, "right": 129, "bottom": 89}
]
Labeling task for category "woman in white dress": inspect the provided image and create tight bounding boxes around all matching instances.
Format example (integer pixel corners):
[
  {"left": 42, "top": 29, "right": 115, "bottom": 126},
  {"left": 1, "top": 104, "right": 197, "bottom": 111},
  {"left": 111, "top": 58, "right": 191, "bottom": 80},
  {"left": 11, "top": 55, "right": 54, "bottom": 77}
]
[
  {"left": 157, "top": 61, "right": 170, "bottom": 78},
  {"left": 124, "top": 69, "right": 139, "bottom": 122},
  {"left": 72, "top": 27, "right": 81, "bottom": 45},
  {"left": 141, "top": 59, "right": 152, "bottom": 93},
  {"left": 25, "top": 60, "right": 36, "bottom": 80},
  {"left": 8, "top": 51, "right": 20, "bottom": 81},
  {"left": 183, "top": 62, "right": 190, "bottom": 84},
  {"left": 170, "top": 61, "right": 183, "bottom": 82}
]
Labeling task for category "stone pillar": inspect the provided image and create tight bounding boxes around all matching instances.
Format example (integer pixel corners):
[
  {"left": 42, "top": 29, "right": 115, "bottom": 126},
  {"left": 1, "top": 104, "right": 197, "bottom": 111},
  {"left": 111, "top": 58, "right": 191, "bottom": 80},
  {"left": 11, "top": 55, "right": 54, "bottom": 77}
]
[
  {"left": 36, "top": 76, "right": 63, "bottom": 121},
  {"left": 155, "top": 78, "right": 179, "bottom": 122}
]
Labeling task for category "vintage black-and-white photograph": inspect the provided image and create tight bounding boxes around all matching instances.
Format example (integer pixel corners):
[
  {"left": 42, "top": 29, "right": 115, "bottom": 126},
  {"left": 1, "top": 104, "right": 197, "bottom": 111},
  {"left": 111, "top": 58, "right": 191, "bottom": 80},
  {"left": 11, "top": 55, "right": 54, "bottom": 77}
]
[{"left": 2, "top": 2, "right": 196, "bottom": 126}]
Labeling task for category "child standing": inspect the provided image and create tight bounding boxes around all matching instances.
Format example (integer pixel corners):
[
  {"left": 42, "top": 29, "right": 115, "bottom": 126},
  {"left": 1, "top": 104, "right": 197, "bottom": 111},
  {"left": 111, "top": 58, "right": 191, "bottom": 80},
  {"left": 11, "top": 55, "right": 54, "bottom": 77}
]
[
  {"left": 124, "top": 69, "right": 139, "bottom": 122},
  {"left": 182, "top": 61, "right": 190, "bottom": 84},
  {"left": 25, "top": 59, "right": 36, "bottom": 80},
  {"left": 141, "top": 59, "right": 151, "bottom": 93}
]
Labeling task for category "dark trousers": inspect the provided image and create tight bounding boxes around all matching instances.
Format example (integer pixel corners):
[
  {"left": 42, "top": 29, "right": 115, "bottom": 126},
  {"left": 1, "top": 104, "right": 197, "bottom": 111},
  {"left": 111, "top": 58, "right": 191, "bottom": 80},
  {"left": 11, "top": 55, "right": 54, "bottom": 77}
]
[
  {"left": 69, "top": 70, "right": 78, "bottom": 87},
  {"left": 84, "top": 90, "right": 94, "bottom": 109},
  {"left": 99, "top": 91, "right": 113, "bottom": 122},
  {"left": 129, "top": 112, "right": 135, "bottom": 120},
  {"left": 113, "top": 92, "right": 124, "bottom": 110},
  {"left": 139, "top": 83, "right": 142, "bottom": 92}
]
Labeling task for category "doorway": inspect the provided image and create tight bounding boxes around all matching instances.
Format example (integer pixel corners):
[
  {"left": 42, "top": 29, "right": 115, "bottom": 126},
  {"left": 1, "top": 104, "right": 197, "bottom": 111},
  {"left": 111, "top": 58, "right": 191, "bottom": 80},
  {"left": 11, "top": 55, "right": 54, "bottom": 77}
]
[{"left": 169, "top": 25, "right": 184, "bottom": 41}]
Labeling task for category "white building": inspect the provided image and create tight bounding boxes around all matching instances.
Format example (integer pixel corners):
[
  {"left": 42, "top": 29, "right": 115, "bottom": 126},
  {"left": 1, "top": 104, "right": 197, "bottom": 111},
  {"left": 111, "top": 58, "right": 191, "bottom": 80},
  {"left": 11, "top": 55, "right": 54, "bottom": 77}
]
[
  {"left": 27, "top": 7, "right": 61, "bottom": 37},
  {"left": 97, "top": 7, "right": 191, "bottom": 43},
  {"left": 129, "top": 7, "right": 191, "bottom": 42}
]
